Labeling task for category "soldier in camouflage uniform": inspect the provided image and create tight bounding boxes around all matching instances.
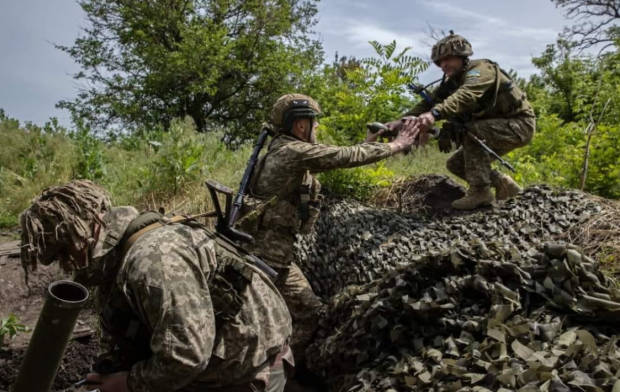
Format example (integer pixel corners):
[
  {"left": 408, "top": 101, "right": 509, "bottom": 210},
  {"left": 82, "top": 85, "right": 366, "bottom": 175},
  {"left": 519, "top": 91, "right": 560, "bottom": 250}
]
[
  {"left": 236, "top": 94, "right": 420, "bottom": 367},
  {"left": 20, "top": 180, "right": 293, "bottom": 392},
  {"left": 388, "top": 32, "right": 536, "bottom": 210}
]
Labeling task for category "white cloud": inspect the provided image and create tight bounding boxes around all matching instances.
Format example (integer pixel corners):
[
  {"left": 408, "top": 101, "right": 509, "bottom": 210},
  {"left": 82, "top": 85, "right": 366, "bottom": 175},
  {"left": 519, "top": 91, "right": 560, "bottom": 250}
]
[
  {"left": 504, "top": 27, "right": 559, "bottom": 41},
  {"left": 319, "top": 16, "right": 429, "bottom": 57},
  {"left": 417, "top": 0, "right": 505, "bottom": 26}
]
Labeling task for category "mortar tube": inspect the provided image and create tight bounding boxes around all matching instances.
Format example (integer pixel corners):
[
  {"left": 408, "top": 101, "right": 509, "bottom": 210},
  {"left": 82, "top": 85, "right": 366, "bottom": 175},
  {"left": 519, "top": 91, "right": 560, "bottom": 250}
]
[{"left": 11, "top": 280, "right": 89, "bottom": 392}]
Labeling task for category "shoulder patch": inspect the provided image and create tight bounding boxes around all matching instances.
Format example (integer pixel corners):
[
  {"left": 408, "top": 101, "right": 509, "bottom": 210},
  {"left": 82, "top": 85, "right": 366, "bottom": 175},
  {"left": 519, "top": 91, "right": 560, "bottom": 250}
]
[{"left": 466, "top": 70, "right": 481, "bottom": 78}]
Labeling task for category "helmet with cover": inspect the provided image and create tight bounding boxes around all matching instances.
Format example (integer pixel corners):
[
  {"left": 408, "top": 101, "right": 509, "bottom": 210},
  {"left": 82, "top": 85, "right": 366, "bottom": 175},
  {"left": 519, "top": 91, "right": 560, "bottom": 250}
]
[
  {"left": 20, "top": 180, "right": 111, "bottom": 279},
  {"left": 431, "top": 30, "right": 473, "bottom": 66}
]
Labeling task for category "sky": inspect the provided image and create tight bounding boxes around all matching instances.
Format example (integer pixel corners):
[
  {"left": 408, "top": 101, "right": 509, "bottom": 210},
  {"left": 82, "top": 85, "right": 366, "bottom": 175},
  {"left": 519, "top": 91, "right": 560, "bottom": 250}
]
[{"left": 0, "top": 0, "right": 570, "bottom": 127}]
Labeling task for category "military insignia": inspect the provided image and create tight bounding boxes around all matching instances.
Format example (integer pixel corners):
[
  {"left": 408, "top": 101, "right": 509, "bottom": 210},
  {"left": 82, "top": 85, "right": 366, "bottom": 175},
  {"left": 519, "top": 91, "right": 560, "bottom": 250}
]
[{"left": 466, "top": 70, "right": 481, "bottom": 78}]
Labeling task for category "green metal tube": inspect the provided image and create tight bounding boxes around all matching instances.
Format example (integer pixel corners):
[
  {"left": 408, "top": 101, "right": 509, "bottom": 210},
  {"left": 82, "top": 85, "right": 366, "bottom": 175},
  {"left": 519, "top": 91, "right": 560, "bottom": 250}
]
[{"left": 11, "top": 280, "right": 89, "bottom": 392}]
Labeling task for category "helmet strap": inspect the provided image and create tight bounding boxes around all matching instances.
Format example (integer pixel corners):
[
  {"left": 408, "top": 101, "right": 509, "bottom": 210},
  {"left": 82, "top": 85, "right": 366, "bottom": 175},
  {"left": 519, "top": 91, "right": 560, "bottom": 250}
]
[
  {"left": 285, "top": 117, "right": 313, "bottom": 142},
  {"left": 303, "top": 118, "right": 314, "bottom": 142},
  {"left": 463, "top": 57, "right": 470, "bottom": 70}
]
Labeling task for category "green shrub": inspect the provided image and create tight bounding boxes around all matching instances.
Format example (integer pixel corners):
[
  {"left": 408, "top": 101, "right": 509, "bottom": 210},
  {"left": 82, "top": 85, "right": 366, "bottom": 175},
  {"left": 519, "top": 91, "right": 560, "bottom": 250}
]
[
  {"left": 0, "top": 314, "right": 29, "bottom": 347},
  {"left": 319, "top": 162, "right": 395, "bottom": 200}
]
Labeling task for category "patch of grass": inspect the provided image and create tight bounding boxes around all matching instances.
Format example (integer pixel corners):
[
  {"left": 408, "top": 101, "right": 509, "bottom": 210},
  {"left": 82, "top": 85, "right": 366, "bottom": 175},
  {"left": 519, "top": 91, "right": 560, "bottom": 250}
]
[
  {"left": 0, "top": 214, "right": 18, "bottom": 230},
  {"left": 384, "top": 145, "right": 455, "bottom": 180}
]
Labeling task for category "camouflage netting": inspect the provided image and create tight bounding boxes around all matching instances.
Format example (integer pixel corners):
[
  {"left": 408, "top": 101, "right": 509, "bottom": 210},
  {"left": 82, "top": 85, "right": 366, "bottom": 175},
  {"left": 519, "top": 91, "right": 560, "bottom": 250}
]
[
  {"left": 295, "top": 176, "right": 620, "bottom": 392},
  {"left": 295, "top": 184, "right": 606, "bottom": 299},
  {"left": 307, "top": 241, "right": 620, "bottom": 392}
]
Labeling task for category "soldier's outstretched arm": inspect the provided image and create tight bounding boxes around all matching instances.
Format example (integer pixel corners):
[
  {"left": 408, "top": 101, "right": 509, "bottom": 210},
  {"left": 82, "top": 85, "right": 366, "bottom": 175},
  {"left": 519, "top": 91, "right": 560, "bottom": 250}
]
[{"left": 284, "top": 124, "right": 419, "bottom": 173}]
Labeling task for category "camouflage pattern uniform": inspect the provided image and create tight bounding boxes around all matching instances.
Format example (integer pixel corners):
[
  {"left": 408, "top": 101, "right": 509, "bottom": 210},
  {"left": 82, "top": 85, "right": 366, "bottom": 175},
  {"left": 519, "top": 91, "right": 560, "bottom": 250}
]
[
  {"left": 20, "top": 180, "right": 293, "bottom": 392},
  {"left": 406, "top": 32, "right": 536, "bottom": 208},
  {"left": 238, "top": 125, "right": 392, "bottom": 362}
]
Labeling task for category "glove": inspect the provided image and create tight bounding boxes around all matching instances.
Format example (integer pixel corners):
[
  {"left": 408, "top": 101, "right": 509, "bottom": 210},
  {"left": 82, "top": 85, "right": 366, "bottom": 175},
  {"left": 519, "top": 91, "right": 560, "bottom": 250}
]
[
  {"left": 437, "top": 123, "right": 454, "bottom": 153},
  {"left": 437, "top": 135, "right": 452, "bottom": 153}
]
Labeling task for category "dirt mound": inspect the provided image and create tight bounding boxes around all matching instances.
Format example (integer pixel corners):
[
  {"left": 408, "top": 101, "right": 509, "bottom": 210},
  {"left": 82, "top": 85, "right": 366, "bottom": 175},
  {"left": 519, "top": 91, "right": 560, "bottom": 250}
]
[
  {"left": 0, "top": 337, "right": 98, "bottom": 392},
  {"left": 371, "top": 174, "right": 467, "bottom": 217}
]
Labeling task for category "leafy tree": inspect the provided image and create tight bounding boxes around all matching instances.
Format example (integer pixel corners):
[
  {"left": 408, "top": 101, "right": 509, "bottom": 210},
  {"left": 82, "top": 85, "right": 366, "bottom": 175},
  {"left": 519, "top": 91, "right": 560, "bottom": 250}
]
[
  {"left": 332, "top": 52, "right": 362, "bottom": 84},
  {"left": 304, "top": 40, "right": 429, "bottom": 199},
  {"left": 530, "top": 40, "right": 599, "bottom": 122},
  {"left": 57, "top": 0, "right": 323, "bottom": 140},
  {"left": 309, "top": 40, "right": 429, "bottom": 146},
  {"left": 552, "top": 0, "right": 620, "bottom": 51}
]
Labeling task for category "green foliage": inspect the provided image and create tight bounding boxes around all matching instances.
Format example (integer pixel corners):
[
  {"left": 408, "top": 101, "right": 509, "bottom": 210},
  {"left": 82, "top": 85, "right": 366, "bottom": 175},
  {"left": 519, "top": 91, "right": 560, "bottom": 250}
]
[
  {"left": 318, "top": 162, "right": 395, "bottom": 201},
  {"left": 0, "top": 213, "right": 18, "bottom": 230},
  {"left": 307, "top": 40, "right": 430, "bottom": 198},
  {"left": 57, "top": 0, "right": 323, "bottom": 141},
  {"left": 515, "top": 36, "right": 620, "bottom": 199},
  {"left": 509, "top": 112, "right": 620, "bottom": 198},
  {"left": 0, "top": 112, "right": 76, "bottom": 221},
  {"left": 0, "top": 314, "right": 30, "bottom": 347},
  {"left": 309, "top": 40, "right": 428, "bottom": 146},
  {"left": 146, "top": 118, "right": 208, "bottom": 195},
  {"left": 0, "top": 111, "right": 255, "bottom": 227},
  {"left": 71, "top": 120, "right": 107, "bottom": 180}
]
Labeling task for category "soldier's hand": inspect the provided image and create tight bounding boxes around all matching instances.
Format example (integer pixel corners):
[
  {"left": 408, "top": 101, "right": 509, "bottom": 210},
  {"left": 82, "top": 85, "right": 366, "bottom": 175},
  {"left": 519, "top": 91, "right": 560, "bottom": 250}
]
[
  {"left": 364, "top": 127, "right": 384, "bottom": 143},
  {"left": 85, "top": 371, "right": 130, "bottom": 392},
  {"left": 385, "top": 119, "right": 404, "bottom": 133},
  {"left": 389, "top": 118, "right": 420, "bottom": 154},
  {"left": 415, "top": 112, "right": 435, "bottom": 132}
]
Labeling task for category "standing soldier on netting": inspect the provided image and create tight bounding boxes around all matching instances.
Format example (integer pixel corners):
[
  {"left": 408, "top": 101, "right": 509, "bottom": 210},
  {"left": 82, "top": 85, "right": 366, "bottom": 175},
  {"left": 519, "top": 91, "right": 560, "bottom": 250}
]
[
  {"left": 20, "top": 180, "right": 293, "bottom": 392},
  {"left": 387, "top": 31, "right": 536, "bottom": 210},
  {"left": 236, "top": 94, "right": 420, "bottom": 369}
]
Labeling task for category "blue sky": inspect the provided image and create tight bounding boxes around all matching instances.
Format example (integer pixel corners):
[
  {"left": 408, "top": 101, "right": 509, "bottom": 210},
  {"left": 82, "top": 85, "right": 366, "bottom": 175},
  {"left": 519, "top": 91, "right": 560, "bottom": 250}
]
[{"left": 0, "top": 0, "right": 570, "bottom": 126}]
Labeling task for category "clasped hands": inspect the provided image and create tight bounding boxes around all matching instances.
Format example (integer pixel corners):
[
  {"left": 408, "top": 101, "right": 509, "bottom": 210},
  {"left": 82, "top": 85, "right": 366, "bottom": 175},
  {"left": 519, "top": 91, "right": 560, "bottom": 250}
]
[{"left": 365, "top": 112, "right": 435, "bottom": 153}]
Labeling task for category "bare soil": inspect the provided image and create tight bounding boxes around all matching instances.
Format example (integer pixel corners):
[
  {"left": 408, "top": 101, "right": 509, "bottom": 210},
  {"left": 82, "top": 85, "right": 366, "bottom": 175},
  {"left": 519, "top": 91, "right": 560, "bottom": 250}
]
[
  {"left": 371, "top": 174, "right": 470, "bottom": 217},
  {"left": 0, "top": 338, "right": 98, "bottom": 392}
]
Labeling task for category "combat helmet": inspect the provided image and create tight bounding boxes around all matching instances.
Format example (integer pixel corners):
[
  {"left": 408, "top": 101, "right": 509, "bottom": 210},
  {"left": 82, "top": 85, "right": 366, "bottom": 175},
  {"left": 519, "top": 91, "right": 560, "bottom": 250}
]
[
  {"left": 270, "top": 94, "right": 321, "bottom": 132},
  {"left": 20, "top": 180, "right": 111, "bottom": 275},
  {"left": 431, "top": 30, "right": 473, "bottom": 66}
]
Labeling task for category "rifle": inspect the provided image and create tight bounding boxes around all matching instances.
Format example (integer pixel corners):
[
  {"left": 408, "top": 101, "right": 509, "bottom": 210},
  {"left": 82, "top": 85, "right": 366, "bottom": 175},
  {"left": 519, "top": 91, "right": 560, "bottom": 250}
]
[
  {"left": 205, "top": 128, "right": 277, "bottom": 279},
  {"left": 406, "top": 81, "right": 516, "bottom": 172}
]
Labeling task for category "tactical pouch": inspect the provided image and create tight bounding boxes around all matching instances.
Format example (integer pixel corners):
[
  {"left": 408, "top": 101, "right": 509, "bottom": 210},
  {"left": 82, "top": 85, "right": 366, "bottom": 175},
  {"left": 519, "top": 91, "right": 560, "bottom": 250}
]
[
  {"left": 298, "top": 197, "right": 323, "bottom": 235},
  {"left": 100, "top": 301, "right": 153, "bottom": 370},
  {"left": 210, "top": 255, "right": 254, "bottom": 321},
  {"left": 210, "top": 275, "right": 245, "bottom": 321}
]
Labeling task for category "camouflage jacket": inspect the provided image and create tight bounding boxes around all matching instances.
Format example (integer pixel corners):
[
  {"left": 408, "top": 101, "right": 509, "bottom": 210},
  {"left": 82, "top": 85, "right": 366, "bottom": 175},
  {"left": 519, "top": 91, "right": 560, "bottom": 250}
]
[
  {"left": 237, "top": 134, "right": 392, "bottom": 268},
  {"left": 84, "top": 207, "right": 292, "bottom": 392},
  {"left": 406, "top": 59, "right": 535, "bottom": 121}
]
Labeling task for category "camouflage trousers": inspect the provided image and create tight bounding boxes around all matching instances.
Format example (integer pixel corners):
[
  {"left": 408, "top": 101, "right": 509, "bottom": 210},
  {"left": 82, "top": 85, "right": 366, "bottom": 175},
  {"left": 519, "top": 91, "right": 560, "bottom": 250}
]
[
  {"left": 274, "top": 263, "right": 324, "bottom": 367},
  {"left": 446, "top": 115, "right": 536, "bottom": 188}
]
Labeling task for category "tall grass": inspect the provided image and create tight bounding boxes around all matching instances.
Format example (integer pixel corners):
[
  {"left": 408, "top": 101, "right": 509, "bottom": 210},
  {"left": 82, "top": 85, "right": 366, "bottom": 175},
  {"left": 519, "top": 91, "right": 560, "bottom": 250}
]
[{"left": 0, "top": 115, "right": 252, "bottom": 228}]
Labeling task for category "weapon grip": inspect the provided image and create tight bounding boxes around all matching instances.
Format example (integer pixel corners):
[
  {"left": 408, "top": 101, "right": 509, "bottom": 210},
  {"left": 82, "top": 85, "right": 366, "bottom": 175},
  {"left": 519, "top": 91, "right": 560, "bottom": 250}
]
[{"left": 366, "top": 122, "right": 389, "bottom": 134}]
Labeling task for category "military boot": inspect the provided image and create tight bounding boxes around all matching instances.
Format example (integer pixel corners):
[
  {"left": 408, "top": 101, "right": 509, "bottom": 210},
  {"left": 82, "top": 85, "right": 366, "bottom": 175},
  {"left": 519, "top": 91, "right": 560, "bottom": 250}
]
[
  {"left": 493, "top": 173, "right": 523, "bottom": 201},
  {"left": 451, "top": 187, "right": 494, "bottom": 210}
]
